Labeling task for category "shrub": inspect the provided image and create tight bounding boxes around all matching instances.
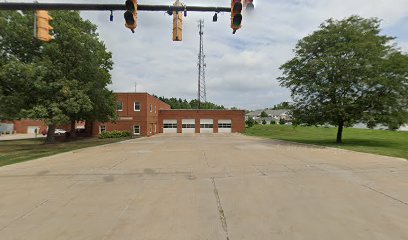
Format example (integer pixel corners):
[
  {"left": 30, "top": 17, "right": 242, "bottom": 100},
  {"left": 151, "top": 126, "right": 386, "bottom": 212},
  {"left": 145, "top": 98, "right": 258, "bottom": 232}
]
[
  {"left": 270, "top": 120, "right": 276, "bottom": 125},
  {"left": 99, "top": 130, "right": 131, "bottom": 139},
  {"left": 279, "top": 118, "right": 286, "bottom": 125},
  {"left": 246, "top": 117, "right": 255, "bottom": 127},
  {"left": 262, "top": 119, "right": 267, "bottom": 125}
]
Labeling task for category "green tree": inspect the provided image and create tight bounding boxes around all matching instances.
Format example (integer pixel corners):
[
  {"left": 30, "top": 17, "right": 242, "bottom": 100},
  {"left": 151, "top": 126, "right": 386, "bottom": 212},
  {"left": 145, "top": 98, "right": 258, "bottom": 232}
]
[
  {"left": 279, "top": 16, "right": 408, "bottom": 143},
  {"left": 0, "top": 11, "right": 116, "bottom": 143},
  {"left": 260, "top": 111, "right": 268, "bottom": 118},
  {"left": 279, "top": 118, "right": 286, "bottom": 125},
  {"left": 246, "top": 117, "right": 255, "bottom": 128},
  {"left": 272, "top": 102, "right": 292, "bottom": 110}
]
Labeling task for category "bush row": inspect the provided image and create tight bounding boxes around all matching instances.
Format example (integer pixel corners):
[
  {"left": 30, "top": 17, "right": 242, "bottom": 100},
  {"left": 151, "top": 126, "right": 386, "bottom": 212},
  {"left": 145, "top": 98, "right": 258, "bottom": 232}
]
[{"left": 99, "top": 130, "right": 131, "bottom": 139}]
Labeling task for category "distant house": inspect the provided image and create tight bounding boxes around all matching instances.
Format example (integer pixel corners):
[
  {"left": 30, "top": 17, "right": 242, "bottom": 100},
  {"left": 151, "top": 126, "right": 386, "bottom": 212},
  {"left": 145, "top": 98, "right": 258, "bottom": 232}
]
[
  {"left": 399, "top": 125, "right": 408, "bottom": 131},
  {"left": 246, "top": 109, "right": 292, "bottom": 123}
]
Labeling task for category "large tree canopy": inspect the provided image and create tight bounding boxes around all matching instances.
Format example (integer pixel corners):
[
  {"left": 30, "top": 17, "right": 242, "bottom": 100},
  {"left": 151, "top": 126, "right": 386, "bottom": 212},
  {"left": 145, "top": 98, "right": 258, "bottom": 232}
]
[
  {"left": 0, "top": 10, "right": 117, "bottom": 142},
  {"left": 279, "top": 16, "right": 408, "bottom": 143}
]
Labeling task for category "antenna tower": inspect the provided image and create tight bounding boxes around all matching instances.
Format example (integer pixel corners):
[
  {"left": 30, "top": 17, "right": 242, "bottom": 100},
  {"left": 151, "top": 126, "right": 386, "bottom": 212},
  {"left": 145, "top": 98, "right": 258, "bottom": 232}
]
[{"left": 197, "top": 19, "right": 207, "bottom": 108}]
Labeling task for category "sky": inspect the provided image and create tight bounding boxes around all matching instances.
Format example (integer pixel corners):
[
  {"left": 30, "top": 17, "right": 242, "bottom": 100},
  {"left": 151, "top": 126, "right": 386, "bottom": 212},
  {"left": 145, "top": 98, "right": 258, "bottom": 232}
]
[{"left": 5, "top": 0, "right": 408, "bottom": 110}]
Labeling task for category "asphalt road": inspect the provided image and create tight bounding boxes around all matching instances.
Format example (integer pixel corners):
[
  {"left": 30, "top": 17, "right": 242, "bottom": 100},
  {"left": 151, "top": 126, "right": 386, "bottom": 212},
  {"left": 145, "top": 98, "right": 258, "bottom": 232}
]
[{"left": 0, "top": 134, "right": 407, "bottom": 240}]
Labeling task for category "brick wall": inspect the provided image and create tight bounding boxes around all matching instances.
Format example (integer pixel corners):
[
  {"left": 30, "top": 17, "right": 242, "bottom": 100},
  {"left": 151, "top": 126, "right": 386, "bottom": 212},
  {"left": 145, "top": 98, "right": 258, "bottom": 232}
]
[
  {"left": 2, "top": 119, "right": 48, "bottom": 134},
  {"left": 92, "top": 93, "right": 171, "bottom": 137}
]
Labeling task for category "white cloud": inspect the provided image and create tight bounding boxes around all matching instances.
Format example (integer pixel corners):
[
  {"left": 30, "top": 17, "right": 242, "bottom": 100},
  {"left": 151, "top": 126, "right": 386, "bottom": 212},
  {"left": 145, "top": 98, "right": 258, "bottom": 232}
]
[{"left": 5, "top": 0, "right": 408, "bottom": 109}]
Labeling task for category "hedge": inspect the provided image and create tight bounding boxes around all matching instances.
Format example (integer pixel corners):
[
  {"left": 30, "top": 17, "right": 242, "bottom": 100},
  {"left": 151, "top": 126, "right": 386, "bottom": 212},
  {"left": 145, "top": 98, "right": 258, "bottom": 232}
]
[{"left": 99, "top": 130, "right": 131, "bottom": 139}]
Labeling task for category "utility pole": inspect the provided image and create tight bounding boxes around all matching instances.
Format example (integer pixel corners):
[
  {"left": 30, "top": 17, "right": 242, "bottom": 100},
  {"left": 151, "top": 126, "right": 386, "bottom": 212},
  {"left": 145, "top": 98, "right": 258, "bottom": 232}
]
[{"left": 197, "top": 19, "right": 207, "bottom": 109}]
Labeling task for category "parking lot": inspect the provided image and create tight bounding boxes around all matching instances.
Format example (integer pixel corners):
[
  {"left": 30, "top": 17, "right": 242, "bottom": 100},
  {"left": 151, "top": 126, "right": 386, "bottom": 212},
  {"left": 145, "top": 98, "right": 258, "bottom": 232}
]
[{"left": 0, "top": 134, "right": 407, "bottom": 239}]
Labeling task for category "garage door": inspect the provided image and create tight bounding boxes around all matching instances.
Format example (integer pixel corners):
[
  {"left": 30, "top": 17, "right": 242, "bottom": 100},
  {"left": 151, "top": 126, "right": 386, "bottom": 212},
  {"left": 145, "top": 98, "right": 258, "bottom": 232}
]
[
  {"left": 200, "top": 119, "right": 214, "bottom": 133},
  {"left": 182, "top": 119, "right": 196, "bottom": 133},
  {"left": 218, "top": 120, "right": 232, "bottom": 133},
  {"left": 27, "top": 126, "right": 40, "bottom": 134},
  {"left": 163, "top": 120, "right": 178, "bottom": 133}
]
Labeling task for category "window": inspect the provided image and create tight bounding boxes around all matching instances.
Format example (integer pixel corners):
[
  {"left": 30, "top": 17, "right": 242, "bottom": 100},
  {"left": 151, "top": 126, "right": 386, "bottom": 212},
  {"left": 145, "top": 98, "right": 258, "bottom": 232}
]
[
  {"left": 219, "top": 123, "right": 232, "bottom": 128},
  {"left": 154, "top": 124, "right": 157, "bottom": 133},
  {"left": 154, "top": 105, "right": 157, "bottom": 113},
  {"left": 164, "top": 123, "right": 178, "bottom": 128},
  {"left": 99, "top": 125, "right": 106, "bottom": 133},
  {"left": 150, "top": 127, "right": 152, "bottom": 134},
  {"left": 133, "top": 125, "right": 140, "bottom": 135},
  {"left": 134, "top": 102, "right": 141, "bottom": 111},
  {"left": 182, "top": 124, "right": 196, "bottom": 128},
  {"left": 117, "top": 101, "right": 123, "bottom": 111},
  {"left": 150, "top": 104, "right": 152, "bottom": 112},
  {"left": 200, "top": 124, "right": 214, "bottom": 128}
]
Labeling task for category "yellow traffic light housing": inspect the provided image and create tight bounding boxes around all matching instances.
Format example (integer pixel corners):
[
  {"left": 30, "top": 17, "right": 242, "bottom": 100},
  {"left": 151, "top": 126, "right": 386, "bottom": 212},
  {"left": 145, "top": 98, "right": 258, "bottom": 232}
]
[
  {"left": 36, "top": 10, "right": 54, "bottom": 42},
  {"left": 124, "top": 0, "right": 138, "bottom": 33},
  {"left": 172, "top": 0, "right": 183, "bottom": 41},
  {"left": 231, "top": 0, "right": 243, "bottom": 34}
]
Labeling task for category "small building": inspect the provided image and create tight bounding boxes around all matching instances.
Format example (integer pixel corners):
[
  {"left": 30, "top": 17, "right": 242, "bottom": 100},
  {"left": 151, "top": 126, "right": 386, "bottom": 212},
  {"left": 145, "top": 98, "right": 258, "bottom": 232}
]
[
  {"left": 0, "top": 119, "right": 47, "bottom": 134},
  {"left": 91, "top": 93, "right": 246, "bottom": 137}
]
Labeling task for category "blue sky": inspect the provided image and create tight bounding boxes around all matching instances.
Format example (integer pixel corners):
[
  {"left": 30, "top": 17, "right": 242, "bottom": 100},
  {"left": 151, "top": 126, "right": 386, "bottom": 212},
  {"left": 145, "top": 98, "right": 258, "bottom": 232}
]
[{"left": 5, "top": 0, "right": 408, "bottom": 109}]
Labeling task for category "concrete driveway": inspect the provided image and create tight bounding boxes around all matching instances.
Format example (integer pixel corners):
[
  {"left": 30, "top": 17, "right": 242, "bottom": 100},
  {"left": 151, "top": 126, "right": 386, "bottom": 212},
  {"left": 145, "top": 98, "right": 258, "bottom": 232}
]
[{"left": 0, "top": 134, "right": 407, "bottom": 240}]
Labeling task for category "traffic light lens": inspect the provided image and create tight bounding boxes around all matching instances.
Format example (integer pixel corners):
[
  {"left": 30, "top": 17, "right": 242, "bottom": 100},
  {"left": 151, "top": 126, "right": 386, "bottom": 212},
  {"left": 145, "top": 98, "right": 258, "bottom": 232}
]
[
  {"left": 246, "top": 3, "right": 254, "bottom": 11},
  {"left": 124, "top": 11, "right": 135, "bottom": 25},
  {"left": 233, "top": 14, "right": 242, "bottom": 27},
  {"left": 233, "top": 3, "right": 243, "bottom": 13},
  {"left": 125, "top": 0, "right": 135, "bottom": 12}
]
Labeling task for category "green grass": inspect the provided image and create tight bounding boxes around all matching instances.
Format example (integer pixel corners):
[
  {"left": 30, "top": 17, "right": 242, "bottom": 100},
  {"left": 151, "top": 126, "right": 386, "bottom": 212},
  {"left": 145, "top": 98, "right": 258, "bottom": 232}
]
[
  {"left": 245, "top": 125, "right": 408, "bottom": 160},
  {"left": 0, "top": 137, "right": 130, "bottom": 167}
]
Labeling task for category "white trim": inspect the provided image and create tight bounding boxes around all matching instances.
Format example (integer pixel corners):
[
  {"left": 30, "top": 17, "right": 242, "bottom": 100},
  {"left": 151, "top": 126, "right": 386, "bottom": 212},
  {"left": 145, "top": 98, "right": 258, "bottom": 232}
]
[
  {"left": 133, "top": 125, "right": 141, "bottom": 135},
  {"left": 99, "top": 125, "right": 106, "bottom": 134},
  {"left": 134, "top": 102, "right": 141, "bottom": 112},
  {"left": 164, "top": 119, "right": 177, "bottom": 124}
]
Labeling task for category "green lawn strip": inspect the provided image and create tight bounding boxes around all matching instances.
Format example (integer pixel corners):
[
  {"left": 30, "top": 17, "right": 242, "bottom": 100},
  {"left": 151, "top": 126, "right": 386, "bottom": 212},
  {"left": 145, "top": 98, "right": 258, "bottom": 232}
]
[
  {"left": 0, "top": 137, "right": 130, "bottom": 167},
  {"left": 245, "top": 125, "right": 408, "bottom": 160}
]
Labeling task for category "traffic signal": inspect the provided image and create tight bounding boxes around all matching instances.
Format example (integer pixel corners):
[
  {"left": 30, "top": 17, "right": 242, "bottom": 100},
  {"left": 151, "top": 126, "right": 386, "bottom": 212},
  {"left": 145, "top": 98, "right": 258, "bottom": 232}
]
[
  {"left": 231, "top": 0, "right": 243, "bottom": 34},
  {"left": 124, "top": 0, "right": 138, "bottom": 33},
  {"left": 244, "top": 0, "right": 254, "bottom": 12},
  {"left": 172, "top": 0, "right": 183, "bottom": 41},
  {"left": 36, "top": 10, "right": 53, "bottom": 42}
]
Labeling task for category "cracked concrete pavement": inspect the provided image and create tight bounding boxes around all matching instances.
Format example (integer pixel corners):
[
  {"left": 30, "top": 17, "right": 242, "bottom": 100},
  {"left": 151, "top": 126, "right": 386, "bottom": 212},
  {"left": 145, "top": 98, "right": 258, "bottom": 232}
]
[{"left": 0, "top": 134, "right": 408, "bottom": 239}]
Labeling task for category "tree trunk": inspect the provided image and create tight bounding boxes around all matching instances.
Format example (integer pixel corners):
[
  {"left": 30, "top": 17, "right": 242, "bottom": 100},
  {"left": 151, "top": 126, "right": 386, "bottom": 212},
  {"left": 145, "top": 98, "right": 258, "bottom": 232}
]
[
  {"left": 336, "top": 121, "right": 344, "bottom": 144},
  {"left": 70, "top": 120, "right": 76, "bottom": 138},
  {"left": 45, "top": 124, "right": 56, "bottom": 144}
]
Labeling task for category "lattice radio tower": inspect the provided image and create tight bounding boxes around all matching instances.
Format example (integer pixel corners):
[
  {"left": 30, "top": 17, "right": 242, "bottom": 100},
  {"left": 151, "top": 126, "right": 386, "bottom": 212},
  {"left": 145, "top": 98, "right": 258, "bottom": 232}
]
[{"left": 197, "top": 19, "right": 207, "bottom": 108}]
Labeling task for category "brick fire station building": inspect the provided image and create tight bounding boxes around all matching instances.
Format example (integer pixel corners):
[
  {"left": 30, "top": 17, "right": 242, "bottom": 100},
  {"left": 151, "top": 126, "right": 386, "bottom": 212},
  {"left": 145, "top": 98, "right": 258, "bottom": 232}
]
[{"left": 91, "top": 93, "right": 245, "bottom": 137}]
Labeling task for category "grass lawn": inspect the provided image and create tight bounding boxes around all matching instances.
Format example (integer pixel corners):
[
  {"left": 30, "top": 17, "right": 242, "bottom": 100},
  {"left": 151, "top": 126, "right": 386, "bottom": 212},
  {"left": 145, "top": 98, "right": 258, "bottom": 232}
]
[
  {"left": 245, "top": 125, "right": 408, "bottom": 160},
  {"left": 0, "top": 137, "right": 130, "bottom": 167}
]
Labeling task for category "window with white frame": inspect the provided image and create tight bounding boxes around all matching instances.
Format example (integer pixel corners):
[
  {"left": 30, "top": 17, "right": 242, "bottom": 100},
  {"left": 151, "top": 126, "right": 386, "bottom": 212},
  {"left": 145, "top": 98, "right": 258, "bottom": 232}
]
[
  {"left": 134, "top": 102, "right": 141, "bottom": 111},
  {"left": 200, "top": 124, "right": 214, "bottom": 128},
  {"left": 133, "top": 125, "right": 140, "bottom": 135},
  {"left": 164, "top": 123, "right": 178, "bottom": 128},
  {"left": 182, "top": 124, "right": 196, "bottom": 128},
  {"left": 150, "top": 104, "right": 152, "bottom": 112},
  {"left": 154, "top": 105, "right": 157, "bottom": 113},
  {"left": 117, "top": 101, "right": 123, "bottom": 111},
  {"left": 218, "top": 123, "right": 232, "bottom": 128},
  {"left": 99, "top": 125, "right": 106, "bottom": 133},
  {"left": 154, "top": 124, "right": 157, "bottom": 133}
]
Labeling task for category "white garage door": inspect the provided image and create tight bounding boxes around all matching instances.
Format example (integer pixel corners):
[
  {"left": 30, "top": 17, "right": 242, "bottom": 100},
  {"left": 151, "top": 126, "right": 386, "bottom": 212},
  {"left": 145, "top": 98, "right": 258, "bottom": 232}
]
[
  {"left": 163, "top": 120, "right": 178, "bottom": 133},
  {"left": 200, "top": 119, "right": 214, "bottom": 133},
  {"left": 182, "top": 119, "right": 196, "bottom": 133},
  {"left": 218, "top": 120, "right": 232, "bottom": 133},
  {"left": 27, "top": 126, "right": 40, "bottom": 134}
]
